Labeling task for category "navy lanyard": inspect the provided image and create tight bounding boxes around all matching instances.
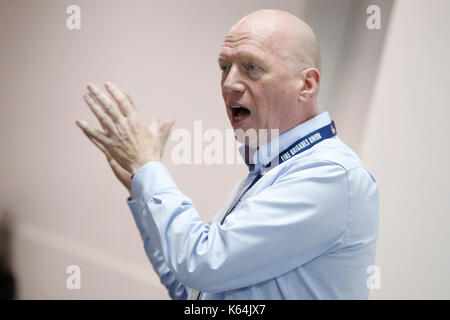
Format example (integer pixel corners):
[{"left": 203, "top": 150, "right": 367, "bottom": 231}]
[
  {"left": 196, "top": 121, "right": 337, "bottom": 300},
  {"left": 197, "top": 120, "right": 337, "bottom": 299},
  {"left": 220, "top": 121, "right": 337, "bottom": 224}
]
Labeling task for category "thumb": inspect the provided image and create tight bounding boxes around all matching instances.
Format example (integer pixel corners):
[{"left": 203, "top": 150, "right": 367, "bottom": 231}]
[
  {"left": 147, "top": 116, "right": 160, "bottom": 135},
  {"left": 160, "top": 119, "right": 176, "bottom": 145}
]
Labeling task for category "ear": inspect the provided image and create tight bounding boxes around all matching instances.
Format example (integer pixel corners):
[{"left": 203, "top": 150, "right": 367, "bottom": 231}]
[{"left": 298, "top": 68, "right": 320, "bottom": 103}]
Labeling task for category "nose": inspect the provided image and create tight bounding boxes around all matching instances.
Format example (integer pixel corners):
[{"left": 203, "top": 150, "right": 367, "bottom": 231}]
[{"left": 222, "top": 64, "right": 245, "bottom": 94}]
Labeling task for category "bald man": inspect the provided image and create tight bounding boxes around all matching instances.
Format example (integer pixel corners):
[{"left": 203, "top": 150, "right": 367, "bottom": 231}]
[{"left": 77, "top": 9, "right": 379, "bottom": 300}]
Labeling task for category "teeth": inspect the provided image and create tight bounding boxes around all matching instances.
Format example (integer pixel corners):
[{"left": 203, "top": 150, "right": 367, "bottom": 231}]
[{"left": 230, "top": 105, "right": 248, "bottom": 122}]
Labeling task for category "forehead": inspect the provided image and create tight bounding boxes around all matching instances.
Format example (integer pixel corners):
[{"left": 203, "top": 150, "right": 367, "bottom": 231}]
[
  {"left": 219, "top": 32, "right": 274, "bottom": 62},
  {"left": 218, "top": 29, "right": 289, "bottom": 63},
  {"left": 218, "top": 46, "right": 267, "bottom": 66}
]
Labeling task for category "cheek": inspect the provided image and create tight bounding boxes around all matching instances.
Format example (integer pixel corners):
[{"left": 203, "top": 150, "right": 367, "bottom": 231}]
[
  {"left": 251, "top": 80, "right": 291, "bottom": 126},
  {"left": 258, "top": 88, "right": 293, "bottom": 126},
  {"left": 260, "top": 87, "right": 283, "bottom": 113}
]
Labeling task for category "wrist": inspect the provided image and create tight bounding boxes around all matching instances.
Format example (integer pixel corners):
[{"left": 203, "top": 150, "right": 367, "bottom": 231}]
[{"left": 130, "top": 158, "right": 160, "bottom": 175}]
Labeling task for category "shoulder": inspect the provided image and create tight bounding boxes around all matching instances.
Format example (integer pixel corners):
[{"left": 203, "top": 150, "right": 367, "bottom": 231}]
[
  {"left": 276, "top": 136, "right": 377, "bottom": 187},
  {"left": 310, "top": 136, "right": 364, "bottom": 171}
]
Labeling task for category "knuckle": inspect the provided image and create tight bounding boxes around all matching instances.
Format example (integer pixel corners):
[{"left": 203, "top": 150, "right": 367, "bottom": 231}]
[
  {"left": 102, "top": 103, "right": 111, "bottom": 112},
  {"left": 118, "top": 100, "right": 129, "bottom": 109},
  {"left": 108, "top": 139, "right": 121, "bottom": 149},
  {"left": 126, "top": 116, "right": 137, "bottom": 126},
  {"left": 118, "top": 118, "right": 129, "bottom": 129}
]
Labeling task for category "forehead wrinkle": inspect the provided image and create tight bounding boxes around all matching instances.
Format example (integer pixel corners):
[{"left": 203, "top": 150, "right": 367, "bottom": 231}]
[
  {"left": 223, "top": 9, "right": 321, "bottom": 73},
  {"left": 224, "top": 28, "right": 294, "bottom": 63},
  {"left": 220, "top": 33, "right": 281, "bottom": 68},
  {"left": 218, "top": 45, "right": 270, "bottom": 68},
  {"left": 222, "top": 32, "right": 271, "bottom": 52}
]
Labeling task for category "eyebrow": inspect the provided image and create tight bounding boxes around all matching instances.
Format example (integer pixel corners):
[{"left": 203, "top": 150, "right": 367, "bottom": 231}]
[{"left": 217, "top": 53, "right": 266, "bottom": 66}]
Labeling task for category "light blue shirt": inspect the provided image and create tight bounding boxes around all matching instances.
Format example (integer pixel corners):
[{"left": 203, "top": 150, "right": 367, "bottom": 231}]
[{"left": 127, "top": 111, "right": 379, "bottom": 299}]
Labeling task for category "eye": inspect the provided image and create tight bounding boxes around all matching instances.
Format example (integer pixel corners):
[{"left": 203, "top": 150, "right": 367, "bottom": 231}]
[
  {"left": 220, "top": 65, "right": 229, "bottom": 72},
  {"left": 247, "top": 63, "right": 259, "bottom": 72}
]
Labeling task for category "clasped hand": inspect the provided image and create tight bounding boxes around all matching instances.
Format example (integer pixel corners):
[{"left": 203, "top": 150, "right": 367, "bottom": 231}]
[{"left": 76, "top": 82, "right": 175, "bottom": 185}]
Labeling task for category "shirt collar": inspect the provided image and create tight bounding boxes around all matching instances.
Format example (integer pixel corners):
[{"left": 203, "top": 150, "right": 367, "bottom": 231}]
[{"left": 238, "top": 111, "right": 332, "bottom": 172}]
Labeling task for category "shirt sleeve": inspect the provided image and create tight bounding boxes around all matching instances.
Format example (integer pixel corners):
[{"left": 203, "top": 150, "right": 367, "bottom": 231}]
[
  {"left": 127, "top": 197, "right": 189, "bottom": 300},
  {"left": 131, "top": 160, "right": 349, "bottom": 293}
]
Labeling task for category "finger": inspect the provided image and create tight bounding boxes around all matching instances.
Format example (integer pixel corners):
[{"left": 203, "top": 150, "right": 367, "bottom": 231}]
[
  {"left": 90, "top": 135, "right": 112, "bottom": 160},
  {"left": 79, "top": 124, "right": 113, "bottom": 162},
  {"left": 122, "top": 89, "right": 136, "bottom": 111},
  {"left": 76, "top": 120, "right": 111, "bottom": 146},
  {"left": 94, "top": 140, "right": 122, "bottom": 175},
  {"left": 83, "top": 93, "right": 117, "bottom": 136},
  {"left": 148, "top": 116, "right": 160, "bottom": 135},
  {"left": 79, "top": 124, "right": 126, "bottom": 179},
  {"left": 107, "top": 157, "right": 127, "bottom": 177},
  {"left": 160, "top": 119, "right": 176, "bottom": 145},
  {"left": 87, "top": 83, "right": 125, "bottom": 125},
  {"left": 105, "top": 82, "right": 135, "bottom": 117},
  {"left": 87, "top": 92, "right": 112, "bottom": 136}
]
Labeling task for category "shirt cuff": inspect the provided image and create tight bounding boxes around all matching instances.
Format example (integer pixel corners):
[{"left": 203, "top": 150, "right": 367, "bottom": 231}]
[
  {"left": 127, "top": 196, "right": 139, "bottom": 214},
  {"left": 131, "top": 161, "right": 178, "bottom": 201},
  {"left": 126, "top": 196, "right": 147, "bottom": 239}
]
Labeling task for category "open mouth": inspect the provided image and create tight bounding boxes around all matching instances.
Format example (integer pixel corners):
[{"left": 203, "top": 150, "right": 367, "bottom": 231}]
[{"left": 230, "top": 105, "right": 251, "bottom": 122}]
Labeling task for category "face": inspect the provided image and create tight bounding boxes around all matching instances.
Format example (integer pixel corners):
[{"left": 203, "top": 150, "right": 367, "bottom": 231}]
[{"left": 218, "top": 27, "right": 301, "bottom": 145}]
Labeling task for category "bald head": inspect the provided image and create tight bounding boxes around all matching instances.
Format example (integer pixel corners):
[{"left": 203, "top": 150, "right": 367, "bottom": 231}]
[
  {"left": 228, "top": 9, "right": 321, "bottom": 75},
  {"left": 219, "top": 9, "right": 321, "bottom": 140}
]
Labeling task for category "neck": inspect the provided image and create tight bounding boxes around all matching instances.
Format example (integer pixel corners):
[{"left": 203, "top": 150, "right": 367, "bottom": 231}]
[
  {"left": 243, "top": 102, "right": 319, "bottom": 150},
  {"left": 278, "top": 103, "right": 319, "bottom": 136}
]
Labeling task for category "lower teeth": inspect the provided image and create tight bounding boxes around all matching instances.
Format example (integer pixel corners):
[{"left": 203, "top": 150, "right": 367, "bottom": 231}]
[{"left": 235, "top": 116, "right": 244, "bottom": 121}]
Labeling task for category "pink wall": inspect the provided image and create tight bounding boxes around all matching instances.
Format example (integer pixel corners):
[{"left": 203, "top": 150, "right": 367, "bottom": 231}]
[
  {"left": 6, "top": 0, "right": 444, "bottom": 300},
  {"left": 360, "top": 0, "right": 450, "bottom": 299}
]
